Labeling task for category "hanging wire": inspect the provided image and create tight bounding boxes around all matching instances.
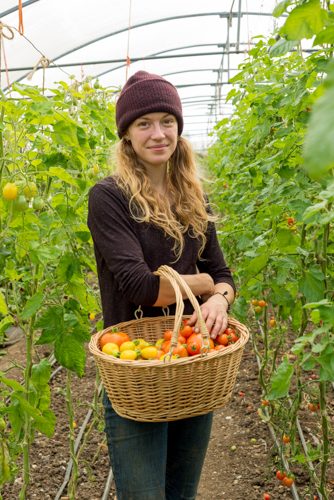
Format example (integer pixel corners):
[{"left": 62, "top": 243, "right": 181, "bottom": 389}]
[
  {"left": 0, "top": 22, "right": 14, "bottom": 88},
  {"left": 18, "top": 0, "right": 24, "bottom": 35},
  {"left": 125, "top": 0, "right": 133, "bottom": 81}
]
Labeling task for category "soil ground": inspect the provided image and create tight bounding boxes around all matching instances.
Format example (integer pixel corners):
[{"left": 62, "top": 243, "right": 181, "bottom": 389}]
[{"left": 1, "top": 329, "right": 333, "bottom": 500}]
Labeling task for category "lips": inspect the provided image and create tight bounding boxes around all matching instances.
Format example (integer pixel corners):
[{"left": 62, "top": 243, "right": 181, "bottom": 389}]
[{"left": 148, "top": 144, "right": 168, "bottom": 150}]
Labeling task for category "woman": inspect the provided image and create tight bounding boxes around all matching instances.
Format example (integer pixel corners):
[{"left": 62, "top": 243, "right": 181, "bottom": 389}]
[{"left": 88, "top": 70, "right": 235, "bottom": 500}]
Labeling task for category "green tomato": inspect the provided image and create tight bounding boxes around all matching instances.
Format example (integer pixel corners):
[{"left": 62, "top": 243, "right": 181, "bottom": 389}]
[
  {"left": 32, "top": 197, "right": 45, "bottom": 210},
  {"left": 13, "top": 195, "right": 28, "bottom": 212}
]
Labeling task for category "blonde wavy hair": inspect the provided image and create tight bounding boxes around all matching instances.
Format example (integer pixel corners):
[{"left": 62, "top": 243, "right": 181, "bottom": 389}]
[{"left": 114, "top": 136, "right": 216, "bottom": 259}]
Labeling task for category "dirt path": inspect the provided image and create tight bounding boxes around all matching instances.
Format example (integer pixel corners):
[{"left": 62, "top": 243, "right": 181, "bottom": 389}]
[{"left": 1, "top": 333, "right": 330, "bottom": 499}]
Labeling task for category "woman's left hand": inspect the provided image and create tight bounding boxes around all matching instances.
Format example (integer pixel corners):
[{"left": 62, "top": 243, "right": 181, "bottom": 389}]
[{"left": 187, "top": 294, "right": 229, "bottom": 339}]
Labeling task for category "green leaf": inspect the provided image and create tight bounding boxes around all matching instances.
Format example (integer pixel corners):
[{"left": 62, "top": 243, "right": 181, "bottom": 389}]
[
  {"left": 304, "top": 63, "right": 334, "bottom": 179},
  {"left": 57, "top": 253, "right": 81, "bottom": 283},
  {"left": 299, "top": 267, "right": 325, "bottom": 302},
  {"left": 0, "top": 291, "right": 8, "bottom": 316},
  {"left": 267, "top": 357, "right": 294, "bottom": 399},
  {"left": 52, "top": 119, "right": 79, "bottom": 148},
  {"left": 281, "top": 0, "right": 327, "bottom": 40},
  {"left": 47, "top": 166, "right": 78, "bottom": 187},
  {"left": 244, "top": 253, "right": 269, "bottom": 278},
  {"left": 13, "top": 393, "right": 55, "bottom": 437},
  {"left": 314, "top": 25, "right": 334, "bottom": 45},
  {"left": 269, "top": 38, "right": 298, "bottom": 57},
  {"left": 318, "top": 346, "right": 334, "bottom": 381},
  {"left": 35, "top": 306, "right": 64, "bottom": 344},
  {"left": 273, "top": 0, "right": 292, "bottom": 18},
  {"left": 55, "top": 334, "right": 86, "bottom": 376},
  {"left": 21, "top": 292, "right": 44, "bottom": 320},
  {"left": 31, "top": 359, "right": 51, "bottom": 389}
]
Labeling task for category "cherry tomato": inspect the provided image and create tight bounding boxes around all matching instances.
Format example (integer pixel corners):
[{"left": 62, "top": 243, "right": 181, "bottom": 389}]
[
  {"left": 276, "top": 470, "right": 286, "bottom": 481},
  {"left": 282, "top": 476, "right": 294, "bottom": 488},
  {"left": 258, "top": 300, "right": 267, "bottom": 307},
  {"left": 186, "top": 333, "right": 202, "bottom": 355},
  {"left": 216, "top": 333, "right": 229, "bottom": 346},
  {"left": 282, "top": 434, "right": 291, "bottom": 444},
  {"left": 180, "top": 324, "right": 193, "bottom": 339}
]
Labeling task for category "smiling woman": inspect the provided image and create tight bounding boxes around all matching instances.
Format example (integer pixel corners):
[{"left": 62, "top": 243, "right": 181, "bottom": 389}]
[{"left": 87, "top": 69, "right": 236, "bottom": 500}]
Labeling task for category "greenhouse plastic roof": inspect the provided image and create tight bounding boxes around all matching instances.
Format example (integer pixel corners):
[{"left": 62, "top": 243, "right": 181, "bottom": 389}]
[{"left": 0, "top": 0, "right": 282, "bottom": 150}]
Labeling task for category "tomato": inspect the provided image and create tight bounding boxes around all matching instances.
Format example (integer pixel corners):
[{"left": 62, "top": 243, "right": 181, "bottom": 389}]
[
  {"left": 102, "top": 342, "right": 120, "bottom": 356},
  {"left": 251, "top": 299, "right": 259, "bottom": 306},
  {"left": 178, "top": 334, "right": 186, "bottom": 344},
  {"left": 120, "top": 350, "right": 137, "bottom": 360},
  {"left": 89, "top": 312, "right": 96, "bottom": 321},
  {"left": 269, "top": 318, "right": 276, "bottom": 327},
  {"left": 276, "top": 470, "right": 286, "bottom": 481},
  {"left": 258, "top": 300, "right": 267, "bottom": 307},
  {"left": 287, "top": 216, "right": 295, "bottom": 226},
  {"left": 282, "top": 434, "right": 291, "bottom": 444},
  {"left": 23, "top": 181, "right": 38, "bottom": 199},
  {"left": 13, "top": 195, "right": 28, "bottom": 212},
  {"left": 155, "top": 338, "right": 164, "bottom": 348},
  {"left": 186, "top": 333, "right": 203, "bottom": 355},
  {"left": 180, "top": 324, "right": 193, "bottom": 338},
  {"left": 172, "top": 343, "right": 188, "bottom": 357},
  {"left": 261, "top": 399, "right": 270, "bottom": 407},
  {"left": 163, "top": 329, "right": 173, "bottom": 341},
  {"left": 216, "top": 333, "right": 229, "bottom": 346},
  {"left": 308, "top": 402, "right": 320, "bottom": 412},
  {"left": 254, "top": 306, "right": 263, "bottom": 314},
  {"left": 32, "top": 197, "right": 45, "bottom": 210},
  {"left": 263, "top": 494, "right": 271, "bottom": 500},
  {"left": 2, "top": 182, "right": 18, "bottom": 200},
  {"left": 228, "top": 329, "right": 239, "bottom": 343},
  {"left": 141, "top": 346, "right": 158, "bottom": 359},
  {"left": 282, "top": 476, "right": 294, "bottom": 488},
  {"left": 214, "top": 345, "right": 226, "bottom": 351},
  {"left": 161, "top": 340, "right": 171, "bottom": 353},
  {"left": 120, "top": 341, "right": 136, "bottom": 352},
  {"left": 100, "top": 332, "right": 130, "bottom": 348}
]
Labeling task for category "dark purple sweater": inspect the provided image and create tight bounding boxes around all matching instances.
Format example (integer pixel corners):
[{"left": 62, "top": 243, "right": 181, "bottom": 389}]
[{"left": 87, "top": 176, "right": 235, "bottom": 328}]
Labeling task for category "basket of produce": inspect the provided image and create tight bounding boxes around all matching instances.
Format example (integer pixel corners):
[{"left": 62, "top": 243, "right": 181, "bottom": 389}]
[{"left": 89, "top": 265, "right": 249, "bottom": 422}]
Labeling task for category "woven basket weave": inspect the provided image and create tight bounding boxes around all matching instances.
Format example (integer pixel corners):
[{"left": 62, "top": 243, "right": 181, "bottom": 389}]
[{"left": 89, "top": 265, "right": 249, "bottom": 422}]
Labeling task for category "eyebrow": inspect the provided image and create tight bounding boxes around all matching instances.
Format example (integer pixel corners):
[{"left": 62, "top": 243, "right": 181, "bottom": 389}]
[{"left": 137, "top": 113, "right": 172, "bottom": 121}]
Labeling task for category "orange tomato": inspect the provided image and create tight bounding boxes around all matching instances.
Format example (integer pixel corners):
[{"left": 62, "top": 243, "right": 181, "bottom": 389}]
[
  {"left": 172, "top": 343, "right": 188, "bottom": 357},
  {"left": 100, "top": 331, "right": 130, "bottom": 348},
  {"left": 180, "top": 324, "right": 193, "bottom": 339},
  {"left": 216, "top": 333, "right": 229, "bottom": 346},
  {"left": 258, "top": 300, "right": 267, "bottom": 307},
  {"left": 186, "top": 333, "right": 202, "bottom": 356},
  {"left": 161, "top": 340, "right": 171, "bottom": 353},
  {"left": 163, "top": 329, "right": 173, "bottom": 341}
]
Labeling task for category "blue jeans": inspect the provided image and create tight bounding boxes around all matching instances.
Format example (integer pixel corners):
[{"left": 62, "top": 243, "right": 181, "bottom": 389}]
[{"left": 103, "top": 392, "right": 213, "bottom": 500}]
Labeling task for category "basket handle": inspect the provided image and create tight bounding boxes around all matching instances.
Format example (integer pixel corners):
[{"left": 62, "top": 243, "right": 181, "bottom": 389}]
[{"left": 154, "top": 265, "right": 210, "bottom": 353}]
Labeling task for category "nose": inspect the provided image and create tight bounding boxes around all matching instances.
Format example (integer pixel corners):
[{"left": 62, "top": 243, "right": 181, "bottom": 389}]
[{"left": 151, "top": 122, "right": 165, "bottom": 139}]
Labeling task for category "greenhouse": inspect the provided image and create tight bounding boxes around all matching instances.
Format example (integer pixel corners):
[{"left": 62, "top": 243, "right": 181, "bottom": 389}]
[{"left": 0, "top": 1, "right": 334, "bottom": 499}]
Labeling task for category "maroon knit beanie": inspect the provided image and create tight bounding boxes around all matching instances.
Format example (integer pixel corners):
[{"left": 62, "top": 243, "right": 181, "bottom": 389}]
[{"left": 116, "top": 71, "right": 183, "bottom": 138}]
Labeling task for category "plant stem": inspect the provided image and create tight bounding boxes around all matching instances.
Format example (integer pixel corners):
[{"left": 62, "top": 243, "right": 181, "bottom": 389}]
[
  {"left": 19, "top": 317, "right": 35, "bottom": 500},
  {"left": 318, "top": 381, "right": 329, "bottom": 499},
  {"left": 65, "top": 370, "right": 78, "bottom": 499}
]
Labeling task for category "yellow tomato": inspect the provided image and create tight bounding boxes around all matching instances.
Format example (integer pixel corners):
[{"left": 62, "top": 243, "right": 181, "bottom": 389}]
[
  {"left": 155, "top": 338, "right": 164, "bottom": 348},
  {"left": 120, "top": 350, "right": 137, "bottom": 360},
  {"left": 3, "top": 182, "right": 18, "bottom": 200},
  {"left": 102, "top": 342, "right": 120, "bottom": 356},
  {"left": 120, "top": 341, "right": 136, "bottom": 352},
  {"left": 89, "top": 312, "right": 96, "bottom": 321},
  {"left": 141, "top": 346, "right": 158, "bottom": 360},
  {"left": 23, "top": 182, "right": 38, "bottom": 199},
  {"left": 135, "top": 338, "right": 150, "bottom": 349}
]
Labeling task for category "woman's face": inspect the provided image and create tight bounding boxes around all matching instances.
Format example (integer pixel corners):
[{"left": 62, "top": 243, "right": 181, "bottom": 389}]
[{"left": 126, "top": 112, "right": 178, "bottom": 170}]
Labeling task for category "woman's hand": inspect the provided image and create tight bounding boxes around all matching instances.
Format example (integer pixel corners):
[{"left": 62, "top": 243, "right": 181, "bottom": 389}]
[{"left": 187, "top": 294, "right": 229, "bottom": 339}]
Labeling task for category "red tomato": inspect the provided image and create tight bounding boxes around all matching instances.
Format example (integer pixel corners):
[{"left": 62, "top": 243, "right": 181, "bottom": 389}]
[
  {"left": 276, "top": 470, "right": 286, "bottom": 481},
  {"left": 282, "top": 434, "right": 291, "bottom": 444},
  {"left": 263, "top": 494, "right": 271, "bottom": 500},
  {"left": 186, "top": 333, "right": 202, "bottom": 355},
  {"left": 180, "top": 324, "right": 193, "bottom": 338},
  {"left": 100, "top": 332, "right": 130, "bottom": 348},
  {"left": 216, "top": 333, "right": 229, "bottom": 346}
]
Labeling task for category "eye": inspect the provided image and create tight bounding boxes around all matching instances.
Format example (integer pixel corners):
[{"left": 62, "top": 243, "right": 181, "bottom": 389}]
[
  {"left": 137, "top": 120, "right": 149, "bottom": 128},
  {"left": 163, "top": 116, "right": 176, "bottom": 126}
]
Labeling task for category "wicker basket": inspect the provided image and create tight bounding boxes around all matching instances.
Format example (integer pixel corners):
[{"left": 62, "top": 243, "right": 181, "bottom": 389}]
[{"left": 89, "top": 265, "right": 249, "bottom": 422}]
